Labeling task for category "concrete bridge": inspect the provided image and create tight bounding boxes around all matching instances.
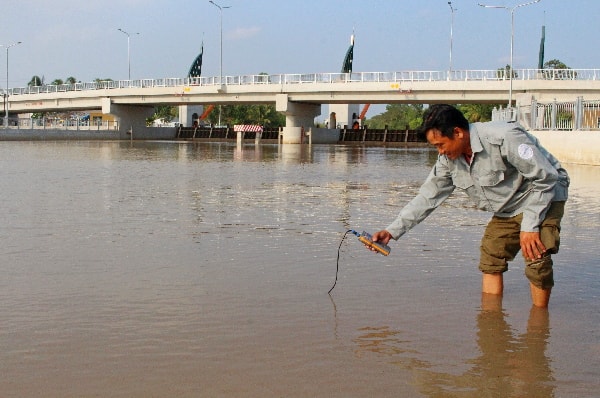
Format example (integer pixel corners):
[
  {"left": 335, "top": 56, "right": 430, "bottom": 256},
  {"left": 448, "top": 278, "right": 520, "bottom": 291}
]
[{"left": 4, "top": 68, "right": 600, "bottom": 164}]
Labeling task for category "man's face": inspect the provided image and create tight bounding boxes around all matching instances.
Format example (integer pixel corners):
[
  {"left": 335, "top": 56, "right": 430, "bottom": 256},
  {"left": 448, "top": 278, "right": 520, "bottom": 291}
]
[{"left": 426, "top": 128, "right": 469, "bottom": 160}]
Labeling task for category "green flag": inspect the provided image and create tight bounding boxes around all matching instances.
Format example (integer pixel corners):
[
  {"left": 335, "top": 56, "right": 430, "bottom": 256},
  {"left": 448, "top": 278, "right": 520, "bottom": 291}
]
[
  {"left": 188, "top": 42, "right": 203, "bottom": 77},
  {"left": 341, "top": 34, "right": 354, "bottom": 73},
  {"left": 538, "top": 25, "right": 545, "bottom": 70}
]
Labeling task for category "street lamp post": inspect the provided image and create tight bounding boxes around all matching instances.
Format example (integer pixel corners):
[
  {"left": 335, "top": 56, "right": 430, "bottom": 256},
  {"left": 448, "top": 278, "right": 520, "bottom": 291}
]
[
  {"left": 209, "top": 0, "right": 231, "bottom": 127},
  {"left": 448, "top": 2, "right": 457, "bottom": 75},
  {"left": 478, "top": 0, "right": 541, "bottom": 107},
  {"left": 118, "top": 28, "right": 139, "bottom": 80},
  {"left": 209, "top": 0, "right": 231, "bottom": 86},
  {"left": 1, "top": 41, "right": 22, "bottom": 129}
]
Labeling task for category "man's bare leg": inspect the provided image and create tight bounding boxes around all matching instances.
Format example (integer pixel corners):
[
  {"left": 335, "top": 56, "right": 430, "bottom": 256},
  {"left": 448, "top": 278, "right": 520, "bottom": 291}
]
[
  {"left": 482, "top": 273, "right": 503, "bottom": 295},
  {"left": 481, "top": 292, "right": 503, "bottom": 312},
  {"left": 530, "top": 283, "right": 551, "bottom": 308}
]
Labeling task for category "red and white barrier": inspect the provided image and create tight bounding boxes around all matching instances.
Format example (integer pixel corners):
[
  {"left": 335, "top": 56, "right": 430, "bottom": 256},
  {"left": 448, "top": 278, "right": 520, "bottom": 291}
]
[{"left": 233, "top": 124, "right": 263, "bottom": 133}]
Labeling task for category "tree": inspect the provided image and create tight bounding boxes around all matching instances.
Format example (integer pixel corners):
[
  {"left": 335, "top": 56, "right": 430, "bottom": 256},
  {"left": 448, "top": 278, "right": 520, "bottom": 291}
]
[
  {"left": 544, "top": 59, "right": 569, "bottom": 69},
  {"left": 363, "top": 104, "right": 424, "bottom": 129},
  {"left": 457, "top": 104, "right": 497, "bottom": 123},
  {"left": 146, "top": 105, "right": 178, "bottom": 126},
  {"left": 363, "top": 103, "right": 501, "bottom": 130},
  {"left": 28, "top": 75, "right": 43, "bottom": 86},
  {"left": 51, "top": 79, "right": 64, "bottom": 86},
  {"left": 246, "top": 104, "right": 284, "bottom": 127},
  {"left": 543, "top": 59, "right": 575, "bottom": 80},
  {"left": 206, "top": 104, "right": 285, "bottom": 127},
  {"left": 94, "top": 78, "right": 114, "bottom": 89}
]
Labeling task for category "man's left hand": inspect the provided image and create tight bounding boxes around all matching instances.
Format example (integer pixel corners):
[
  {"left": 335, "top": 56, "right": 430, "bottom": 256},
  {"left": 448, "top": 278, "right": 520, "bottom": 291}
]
[{"left": 520, "top": 231, "right": 546, "bottom": 260}]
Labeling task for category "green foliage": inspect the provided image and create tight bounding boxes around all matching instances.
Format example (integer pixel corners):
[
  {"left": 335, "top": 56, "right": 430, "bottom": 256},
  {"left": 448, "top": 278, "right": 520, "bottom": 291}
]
[
  {"left": 28, "top": 75, "right": 43, "bottom": 86},
  {"left": 543, "top": 59, "right": 569, "bottom": 69},
  {"left": 543, "top": 59, "right": 576, "bottom": 79},
  {"left": 363, "top": 103, "right": 500, "bottom": 129},
  {"left": 456, "top": 104, "right": 497, "bottom": 123},
  {"left": 363, "top": 104, "right": 424, "bottom": 129},
  {"left": 207, "top": 104, "right": 285, "bottom": 127},
  {"left": 29, "top": 75, "right": 79, "bottom": 87},
  {"left": 557, "top": 111, "right": 573, "bottom": 122},
  {"left": 146, "top": 105, "right": 178, "bottom": 126}
]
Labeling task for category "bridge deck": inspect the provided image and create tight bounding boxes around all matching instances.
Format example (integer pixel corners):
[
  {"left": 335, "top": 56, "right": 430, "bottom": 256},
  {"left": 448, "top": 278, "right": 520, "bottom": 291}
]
[{"left": 6, "top": 68, "right": 600, "bottom": 113}]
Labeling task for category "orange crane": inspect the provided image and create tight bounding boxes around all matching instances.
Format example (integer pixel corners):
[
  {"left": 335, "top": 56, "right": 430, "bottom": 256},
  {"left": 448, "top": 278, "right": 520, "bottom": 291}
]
[
  {"left": 199, "top": 105, "right": 215, "bottom": 120},
  {"left": 359, "top": 104, "right": 370, "bottom": 120}
]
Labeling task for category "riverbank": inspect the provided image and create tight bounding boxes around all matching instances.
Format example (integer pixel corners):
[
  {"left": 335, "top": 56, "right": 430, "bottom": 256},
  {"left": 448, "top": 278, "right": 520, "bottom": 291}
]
[
  {"left": 0, "top": 127, "right": 175, "bottom": 141},
  {"left": 0, "top": 126, "right": 597, "bottom": 165}
]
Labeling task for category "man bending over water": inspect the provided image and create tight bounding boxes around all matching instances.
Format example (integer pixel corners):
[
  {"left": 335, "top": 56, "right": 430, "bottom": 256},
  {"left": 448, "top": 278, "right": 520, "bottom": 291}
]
[{"left": 369, "top": 104, "right": 569, "bottom": 308}]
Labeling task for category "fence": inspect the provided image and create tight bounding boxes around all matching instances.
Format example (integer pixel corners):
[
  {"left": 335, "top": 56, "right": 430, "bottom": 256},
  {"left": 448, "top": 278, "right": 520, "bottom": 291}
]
[
  {"left": 493, "top": 97, "right": 600, "bottom": 131},
  {"left": 1, "top": 118, "right": 119, "bottom": 130},
  {"left": 7, "top": 68, "right": 600, "bottom": 96},
  {"left": 176, "top": 125, "right": 423, "bottom": 144},
  {"left": 177, "top": 126, "right": 281, "bottom": 140}
]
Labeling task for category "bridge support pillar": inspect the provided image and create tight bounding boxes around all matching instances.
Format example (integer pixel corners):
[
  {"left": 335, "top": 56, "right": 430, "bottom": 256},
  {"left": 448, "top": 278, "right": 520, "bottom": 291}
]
[
  {"left": 275, "top": 94, "right": 321, "bottom": 144},
  {"left": 329, "top": 103, "right": 360, "bottom": 129},
  {"left": 102, "top": 98, "right": 155, "bottom": 139},
  {"left": 179, "top": 105, "right": 203, "bottom": 127}
]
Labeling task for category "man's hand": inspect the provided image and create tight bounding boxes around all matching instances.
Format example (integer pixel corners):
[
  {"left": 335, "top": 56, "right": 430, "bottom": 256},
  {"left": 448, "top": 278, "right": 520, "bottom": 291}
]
[
  {"left": 372, "top": 230, "right": 392, "bottom": 245},
  {"left": 520, "top": 231, "right": 546, "bottom": 261},
  {"left": 363, "top": 230, "right": 392, "bottom": 253}
]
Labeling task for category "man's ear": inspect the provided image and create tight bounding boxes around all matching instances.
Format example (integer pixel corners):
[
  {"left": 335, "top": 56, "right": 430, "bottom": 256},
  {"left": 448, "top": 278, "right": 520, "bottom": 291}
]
[{"left": 453, "top": 127, "right": 466, "bottom": 139}]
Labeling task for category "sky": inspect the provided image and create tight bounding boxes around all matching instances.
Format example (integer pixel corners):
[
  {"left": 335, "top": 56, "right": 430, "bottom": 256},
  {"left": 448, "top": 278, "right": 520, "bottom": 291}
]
[{"left": 1, "top": 0, "right": 598, "bottom": 118}]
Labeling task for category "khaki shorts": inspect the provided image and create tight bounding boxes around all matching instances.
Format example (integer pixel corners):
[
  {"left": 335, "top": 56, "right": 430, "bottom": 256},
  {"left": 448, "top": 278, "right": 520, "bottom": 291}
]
[{"left": 479, "top": 201, "right": 565, "bottom": 289}]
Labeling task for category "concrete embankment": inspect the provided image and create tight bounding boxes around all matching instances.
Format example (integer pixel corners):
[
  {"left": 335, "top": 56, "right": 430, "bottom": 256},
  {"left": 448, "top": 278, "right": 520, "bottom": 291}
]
[
  {"left": 530, "top": 131, "right": 600, "bottom": 166},
  {"left": 0, "top": 127, "right": 177, "bottom": 141}
]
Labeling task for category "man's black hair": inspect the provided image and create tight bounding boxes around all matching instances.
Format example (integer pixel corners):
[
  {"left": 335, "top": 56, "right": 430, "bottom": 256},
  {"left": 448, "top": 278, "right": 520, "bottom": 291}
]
[{"left": 417, "top": 104, "right": 470, "bottom": 140}]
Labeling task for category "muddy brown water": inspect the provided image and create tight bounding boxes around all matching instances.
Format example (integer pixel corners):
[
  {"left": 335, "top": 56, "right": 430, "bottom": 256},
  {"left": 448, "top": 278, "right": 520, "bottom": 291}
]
[{"left": 0, "top": 141, "right": 598, "bottom": 397}]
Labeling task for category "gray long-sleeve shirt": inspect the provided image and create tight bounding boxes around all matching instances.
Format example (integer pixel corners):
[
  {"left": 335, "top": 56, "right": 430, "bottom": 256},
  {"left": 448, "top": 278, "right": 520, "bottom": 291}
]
[{"left": 385, "top": 121, "right": 569, "bottom": 239}]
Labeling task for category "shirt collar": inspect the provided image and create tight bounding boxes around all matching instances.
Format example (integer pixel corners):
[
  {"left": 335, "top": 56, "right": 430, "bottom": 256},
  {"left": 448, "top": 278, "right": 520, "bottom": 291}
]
[{"left": 469, "top": 123, "right": 484, "bottom": 155}]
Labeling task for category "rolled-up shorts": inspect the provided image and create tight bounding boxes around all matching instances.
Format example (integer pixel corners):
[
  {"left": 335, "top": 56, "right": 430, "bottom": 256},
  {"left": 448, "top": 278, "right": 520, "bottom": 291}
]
[{"left": 479, "top": 201, "right": 565, "bottom": 289}]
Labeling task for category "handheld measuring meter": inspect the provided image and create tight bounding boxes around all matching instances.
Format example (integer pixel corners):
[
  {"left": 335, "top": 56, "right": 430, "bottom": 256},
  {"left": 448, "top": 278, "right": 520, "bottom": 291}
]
[{"left": 356, "top": 231, "right": 391, "bottom": 256}]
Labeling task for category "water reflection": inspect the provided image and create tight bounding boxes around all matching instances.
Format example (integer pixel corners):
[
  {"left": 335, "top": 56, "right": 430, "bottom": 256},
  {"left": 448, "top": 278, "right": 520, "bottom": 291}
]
[
  {"left": 353, "top": 296, "right": 554, "bottom": 397},
  {"left": 471, "top": 297, "right": 553, "bottom": 397},
  {"left": 353, "top": 326, "right": 414, "bottom": 358}
]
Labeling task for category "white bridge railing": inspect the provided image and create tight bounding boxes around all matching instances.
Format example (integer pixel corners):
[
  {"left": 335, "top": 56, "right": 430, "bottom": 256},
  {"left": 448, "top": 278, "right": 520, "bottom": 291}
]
[{"left": 6, "top": 68, "right": 600, "bottom": 96}]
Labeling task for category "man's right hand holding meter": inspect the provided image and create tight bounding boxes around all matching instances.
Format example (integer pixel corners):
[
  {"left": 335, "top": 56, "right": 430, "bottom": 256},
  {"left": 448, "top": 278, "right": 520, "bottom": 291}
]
[{"left": 362, "top": 230, "right": 392, "bottom": 255}]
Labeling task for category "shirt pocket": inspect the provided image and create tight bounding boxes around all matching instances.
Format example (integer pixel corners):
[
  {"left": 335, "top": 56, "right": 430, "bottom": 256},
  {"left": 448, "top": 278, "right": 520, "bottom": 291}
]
[
  {"left": 452, "top": 173, "right": 474, "bottom": 190},
  {"left": 477, "top": 170, "right": 505, "bottom": 187}
]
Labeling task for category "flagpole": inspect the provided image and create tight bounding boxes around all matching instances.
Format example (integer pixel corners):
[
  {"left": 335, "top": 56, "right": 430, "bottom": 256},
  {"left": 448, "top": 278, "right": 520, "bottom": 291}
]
[{"left": 538, "top": 11, "right": 545, "bottom": 70}]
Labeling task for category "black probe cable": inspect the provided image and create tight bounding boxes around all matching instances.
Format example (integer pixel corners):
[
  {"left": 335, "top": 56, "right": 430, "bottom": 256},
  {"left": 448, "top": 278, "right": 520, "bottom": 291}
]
[{"left": 328, "top": 229, "right": 359, "bottom": 294}]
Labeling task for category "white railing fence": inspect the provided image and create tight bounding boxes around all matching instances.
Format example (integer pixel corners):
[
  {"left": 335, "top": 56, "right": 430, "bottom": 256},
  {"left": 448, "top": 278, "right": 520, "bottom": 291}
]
[
  {"left": 494, "top": 97, "right": 600, "bottom": 131},
  {"left": 1, "top": 118, "right": 119, "bottom": 130},
  {"left": 5, "top": 68, "right": 600, "bottom": 96}
]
